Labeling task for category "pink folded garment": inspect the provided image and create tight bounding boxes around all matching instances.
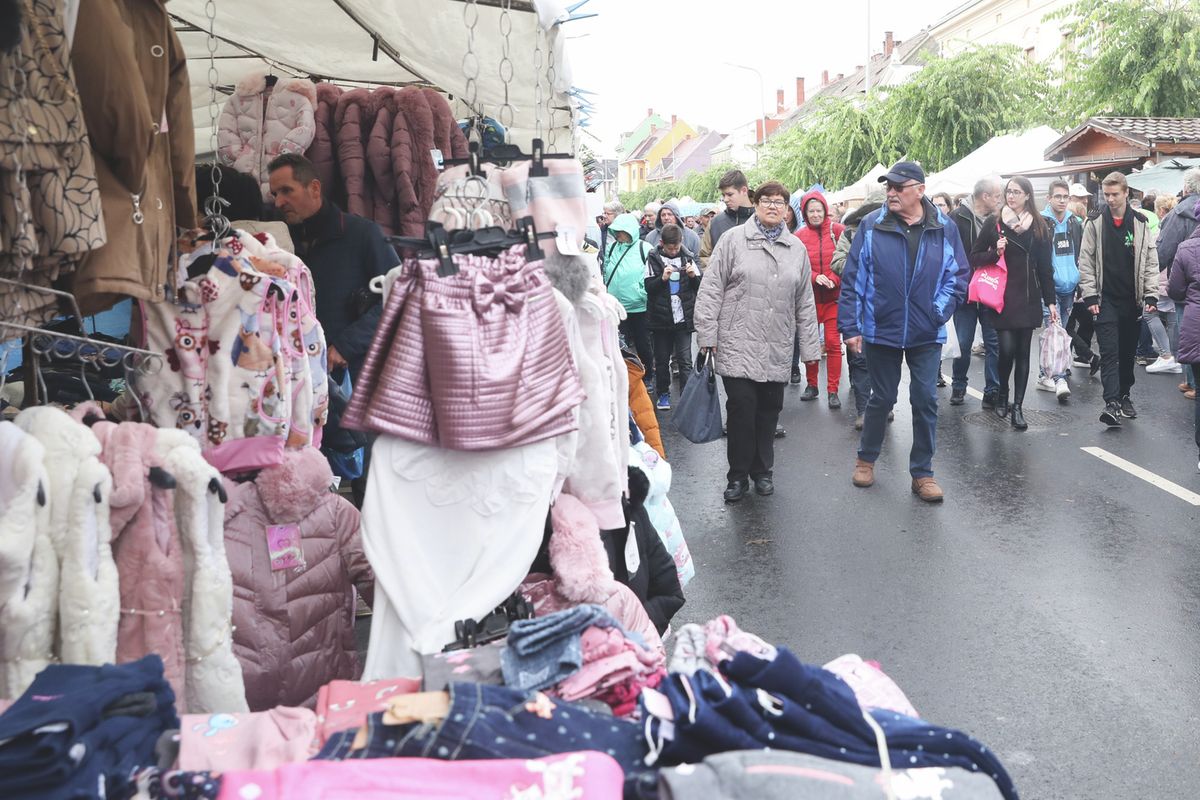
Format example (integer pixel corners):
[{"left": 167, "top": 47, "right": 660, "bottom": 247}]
[
  {"left": 314, "top": 676, "right": 422, "bottom": 744},
  {"left": 217, "top": 751, "right": 625, "bottom": 800},
  {"left": 180, "top": 707, "right": 318, "bottom": 771},
  {"left": 822, "top": 653, "right": 919, "bottom": 719},
  {"left": 703, "top": 614, "right": 777, "bottom": 666}
]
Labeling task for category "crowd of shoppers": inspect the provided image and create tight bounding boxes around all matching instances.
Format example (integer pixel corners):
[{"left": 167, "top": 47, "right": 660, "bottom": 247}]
[{"left": 600, "top": 163, "right": 1200, "bottom": 503}]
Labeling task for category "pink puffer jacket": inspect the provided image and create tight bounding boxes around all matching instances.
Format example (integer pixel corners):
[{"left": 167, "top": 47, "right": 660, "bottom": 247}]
[
  {"left": 334, "top": 88, "right": 378, "bottom": 219},
  {"left": 224, "top": 447, "right": 374, "bottom": 711},
  {"left": 422, "top": 88, "right": 469, "bottom": 159},
  {"left": 393, "top": 87, "right": 432, "bottom": 238},
  {"left": 217, "top": 72, "right": 317, "bottom": 199},
  {"left": 366, "top": 88, "right": 400, "bottom": 236},
  {"left": 520, "top": 494, "right": 662, "bottom": 656},
  {"left": 306, "top": 83, "right": 343, "bottom": 207},
  {"left": 91, "top": 420, "right": 188, "bottom": 709}
]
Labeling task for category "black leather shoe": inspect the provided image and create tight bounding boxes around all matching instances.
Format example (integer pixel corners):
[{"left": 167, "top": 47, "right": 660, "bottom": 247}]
[
  {"left": 828, "top": 393, "right": 841, "bottom": 409},
  {"left": 981, "top": 390, "right": 998, "bottom": 410},
  {"left": 754, "top": 477, "right": 774, "bottom": 496},
  {"left": 950, "top": 388, "right": 966, "bottom": 405},
  {"left": 995, "top": 392, "right": 1010, "bottom": 418},
  {"left": 936, "top": 373, "right": 947, "bottom": 387},
  {"left": 1010, "top": 404, "right": 1028, "bottom": 430},
  {"left": 724, "top": 480, "right": 750, "bottom": 503},
  {"left": 800, "top": 385, "right": 819, "bottom": 401}
]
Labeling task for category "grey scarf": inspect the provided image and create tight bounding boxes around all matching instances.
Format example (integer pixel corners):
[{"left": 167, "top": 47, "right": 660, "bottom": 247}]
[{"left": 754, "top": 215, "right": 784, "bottom": 242}]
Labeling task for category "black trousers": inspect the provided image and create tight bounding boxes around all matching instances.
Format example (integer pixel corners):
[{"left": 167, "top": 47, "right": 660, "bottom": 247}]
[
  {"left": 997, "top": 328, "right": 1035, "bottom": 404},
  {"left": 619, "top": 312, "right": 654, "bottom": 383},
  {"left": 652, "top": 327, "right": 692, "bottom": 395},
  {"left": 1095, "top": 300, "right": 1140, "bottom": 403},
  {"left": 722, "top": 376, "right": 784, "bottom": 483},
  {"left": 1067, "top": 302, "right": 1095, "bottom": 361}
]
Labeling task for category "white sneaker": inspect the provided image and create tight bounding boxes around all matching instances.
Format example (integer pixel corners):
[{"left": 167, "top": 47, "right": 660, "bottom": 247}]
[
  {"left": 1055, "top": 378, "right": 1071, "bottom": 400},
  {"left": 1146, "top": 355, "right": 1183, "bottom": 374},
  {"left": 971, "top": 342, "right": 985, "bottom": 356},
  {"left": 1036, "top": 376, "right": 1057, "bottom": 392}
]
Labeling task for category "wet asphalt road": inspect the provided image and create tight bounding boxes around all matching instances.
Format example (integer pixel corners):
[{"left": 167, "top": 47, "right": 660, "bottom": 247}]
[{"left": 659, "top": 345, "right": 1200, "bottom": 799}]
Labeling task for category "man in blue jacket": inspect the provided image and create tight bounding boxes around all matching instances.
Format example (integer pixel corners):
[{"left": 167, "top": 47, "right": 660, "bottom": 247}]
[{"left": 838, "top": 162, "right": 969, "bottom": 502}]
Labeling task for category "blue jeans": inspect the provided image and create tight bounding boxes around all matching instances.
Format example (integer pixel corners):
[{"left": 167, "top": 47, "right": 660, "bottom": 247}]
[
  {"left": 858, "top": 342, "right": 940, "bottom": 478},
  {"left": 1040, "top": 291, "right": 1076, "bottom": 380},
  {"left": 951, "top": 303, "right": 999, "bottom": 394}
]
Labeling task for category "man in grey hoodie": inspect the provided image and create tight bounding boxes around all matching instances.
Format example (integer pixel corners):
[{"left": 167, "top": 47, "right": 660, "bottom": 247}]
[{"left": 644, "top": 200, "right": 703, "bottom": 254}]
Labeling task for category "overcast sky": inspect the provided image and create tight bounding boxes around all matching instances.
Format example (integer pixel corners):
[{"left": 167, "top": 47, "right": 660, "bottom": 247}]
[{"left": 566, "top": 0, "right": 965, "bottom": 156}]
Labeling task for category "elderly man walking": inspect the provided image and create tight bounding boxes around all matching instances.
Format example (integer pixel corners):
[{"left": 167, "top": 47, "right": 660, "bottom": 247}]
[
  {"left": 838, "top": 162, "right": 969, "bottom": 502},
  {"left": 695, "top": 181, "right": 821, "bottom": 504}
]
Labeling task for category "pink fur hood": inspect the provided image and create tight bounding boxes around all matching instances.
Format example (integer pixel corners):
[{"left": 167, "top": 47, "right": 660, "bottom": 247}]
[{"left": 244, "top": 446, "right": 334, "bottom": 524}]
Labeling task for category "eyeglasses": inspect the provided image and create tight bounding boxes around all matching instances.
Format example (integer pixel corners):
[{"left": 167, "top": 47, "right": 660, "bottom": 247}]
[
  {"left": 1005, "top": 188, "right": 1027, "bottom": 196},
  {"left": 1050, "top": 194, "right": 1070, "bottom": 201},
  {"left": 885, "top": 181, "right": 919, "bottom": 192},
  {"left": 758, "top": 199, "right": 787, "bottom": 208}
]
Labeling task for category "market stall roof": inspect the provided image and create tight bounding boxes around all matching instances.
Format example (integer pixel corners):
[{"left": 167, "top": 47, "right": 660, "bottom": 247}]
[
  {"left": 170, "top": 0, "right": 577, "bottom": 156},
  {"left": 925, "top": 126, "right": 1062, "bottom": 195},
  {"left": 1126, "top": 157, "right": 1200, "bottom": 195},
  {"left": 826, "top": 164, "right": 887, "bottom": 204}
]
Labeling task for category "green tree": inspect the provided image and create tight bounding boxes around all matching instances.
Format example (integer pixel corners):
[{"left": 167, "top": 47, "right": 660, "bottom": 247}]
[
  {"left": 760, "top": 97, "right": 900, "bottom": 189},
  {"left": 1051, "top": 0, "right": 1200, "bottom": 119},
  {"left": 883, "top": 45, "right": 1056, "bottom": 172}
]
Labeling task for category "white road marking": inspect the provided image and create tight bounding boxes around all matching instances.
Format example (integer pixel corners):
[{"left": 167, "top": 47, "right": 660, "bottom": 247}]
[
  {"left": 940, "top": 372, "right": 984, "bottom": 400},
  {"left": 1080, "top": 446, "right": 1200, "bottom": 507}
]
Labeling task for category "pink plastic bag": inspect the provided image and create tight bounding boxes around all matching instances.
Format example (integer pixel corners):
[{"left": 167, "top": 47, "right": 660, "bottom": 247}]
[{"left": 968, "top": 253, "right": 1007, "bottom": 313}]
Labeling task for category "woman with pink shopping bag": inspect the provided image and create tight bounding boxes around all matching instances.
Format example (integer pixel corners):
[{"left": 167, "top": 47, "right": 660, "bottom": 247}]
[{"left": 969, "top": 176, "right": 1058, "bottom": 430}]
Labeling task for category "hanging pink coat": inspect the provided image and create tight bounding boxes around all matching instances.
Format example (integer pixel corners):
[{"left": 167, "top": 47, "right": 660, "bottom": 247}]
[
  {"left": 422, "top": 89, "right": 469, "bottom": 159},
  {"left": 365, "top": 88, "right": 401, "bottom": 237},
  {"left": 92, "top": 420, "right": 188, "bottom": 708},
  {"left": 334, "top": 88, "right": 378, "bottom": 219},
  {"left": 217, "top": 72, "right": 318, "bottom": 199},
  {"left": 224, "top": 447, "right": 374, "bottom": 711},
  {"left": 306, "top": 83, "right": 344, "bottom": 207},
  {"left": 395, "top": 87, "right": 437, "bottom": 235}
]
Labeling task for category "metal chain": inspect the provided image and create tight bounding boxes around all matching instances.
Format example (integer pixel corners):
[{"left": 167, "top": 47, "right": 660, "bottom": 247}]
[
  {"left": 533, "top": 26, "right": 545, "bottom": 142},
  {"left": 497, "top": 0, "right": 515, "bottom": 136},
  {"left": 546, "top": 33, "right": 558, "bottom": 149},
  {"left": 203, "top": 0, "right": 229, "bottom": 239},
  {"left": 461, "top": 0, "right": 479, "bottom": 113}
]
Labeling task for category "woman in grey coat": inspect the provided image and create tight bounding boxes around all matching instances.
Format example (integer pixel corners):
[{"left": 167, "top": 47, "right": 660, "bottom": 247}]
[{"left": 694, "top": 181, "right": 822, "bottom": 503}]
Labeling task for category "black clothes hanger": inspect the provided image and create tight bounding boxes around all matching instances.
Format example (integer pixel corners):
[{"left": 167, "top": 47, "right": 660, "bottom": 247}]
[
  {"left": 148, "top": 466, "right": 176, "bottom": 490},
  {"left": 442, "top": 138, "right": 572, "bottom": 179},
  {"left": 389, "top": 218, "right": 555, "bottom": 277}
]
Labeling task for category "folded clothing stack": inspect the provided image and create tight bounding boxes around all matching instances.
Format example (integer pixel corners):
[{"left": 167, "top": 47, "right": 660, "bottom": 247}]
[
  {"left": 556, "top": 625, "right": 665, "bottom": 717},
  {"left": 500, "top": 604, "right": 631, "bottom": 692},
  {"left": 0, "top": 655, "right": 178, "bottom": 800}
]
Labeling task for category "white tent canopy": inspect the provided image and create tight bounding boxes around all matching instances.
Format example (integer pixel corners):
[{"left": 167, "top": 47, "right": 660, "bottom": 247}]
[
  {"left": 925, "top": 126, "right": 1062, "bottom": 196},
  {"left": 171, "top": 0, "right": 577, "bottom": 156},
  {"left": 826, "top": 163, "right": 887, "bottom": 205}
]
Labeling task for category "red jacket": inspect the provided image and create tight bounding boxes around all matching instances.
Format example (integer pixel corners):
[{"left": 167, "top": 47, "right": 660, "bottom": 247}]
[{"left": 795, "top": 190, "right": 845, "bottom": 305}]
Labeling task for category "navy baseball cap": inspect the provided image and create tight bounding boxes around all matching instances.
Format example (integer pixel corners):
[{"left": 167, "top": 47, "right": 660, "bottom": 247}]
[{"left": 879, "top": 161, "right": 926, "bottom": 185}]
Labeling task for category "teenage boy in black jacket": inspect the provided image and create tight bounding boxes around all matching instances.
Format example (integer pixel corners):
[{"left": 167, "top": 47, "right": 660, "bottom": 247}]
[{"left": 644, "top": 223, "right": 701, "bottom": 411}]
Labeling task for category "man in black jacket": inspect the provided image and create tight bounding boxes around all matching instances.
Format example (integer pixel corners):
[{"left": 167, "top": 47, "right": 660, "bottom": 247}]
[
  {"left": 1157, "top": 167, "right": 1200, "bottom": 393},
  {"left": 698, "top": 169, "right": 756, "bottom": 270},
  {"left": 268, "top": 153, "right": 400, "bottom": 379},
  {"left": 643, "top": 224, "right": 701, "bottom": 410},
  {"left": 948, "top": 176, "right": 1003, "bottom": 408}
]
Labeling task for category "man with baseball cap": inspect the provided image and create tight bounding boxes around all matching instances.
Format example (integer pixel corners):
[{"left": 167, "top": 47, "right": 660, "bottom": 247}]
[{"left": 838, "top": 161, "right": 969, "bottom": 502}]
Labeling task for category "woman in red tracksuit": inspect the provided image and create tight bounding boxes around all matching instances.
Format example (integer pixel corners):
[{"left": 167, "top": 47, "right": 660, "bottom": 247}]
[{"left": 795, "top": 190, "right": 846, "bottom": 408}]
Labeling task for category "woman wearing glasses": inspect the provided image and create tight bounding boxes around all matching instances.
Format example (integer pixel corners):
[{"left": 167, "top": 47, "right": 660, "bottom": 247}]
[
  {"left": 969, "top": 175, "right": 1058, "bottom": 430},
  {"left": 694, "top": 182, "right": 822, "bottom": 503}
]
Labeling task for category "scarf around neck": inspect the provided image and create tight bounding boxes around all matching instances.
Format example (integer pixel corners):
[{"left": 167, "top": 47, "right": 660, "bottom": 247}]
[
  {"left": 754, "top": 215, "right": 784, "bottom": 242},
  {"left": 1001, "top": 206, "right": 1034, "bottom": 234}
]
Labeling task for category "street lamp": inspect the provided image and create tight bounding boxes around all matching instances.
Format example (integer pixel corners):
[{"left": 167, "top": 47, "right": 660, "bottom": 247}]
[{"left": 724, "top": 61, "right": 765, "bottom": 165}]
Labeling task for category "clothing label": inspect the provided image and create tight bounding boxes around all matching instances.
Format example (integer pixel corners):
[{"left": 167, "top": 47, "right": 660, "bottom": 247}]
[
  {"left": 625, "top": 523, "right": 641, "bottom": 575},
  {"left": 556, "top": 227, "right": 582, "bottom": 255},
  {"left": 1053, "top": 231, "right": 1072, "bottom": 255},
  {"left": 430, "top": 148, "right": 444, "bottom": 171},
  {"left": 266, "top": 524, "right": 305, "bottom": 572}
]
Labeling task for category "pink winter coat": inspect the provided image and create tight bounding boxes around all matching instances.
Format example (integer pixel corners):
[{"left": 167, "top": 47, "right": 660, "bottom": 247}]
[
  {"left": 366, "top": 88, "right": 401, "bottom": 237},
  {"left": 306, "top": 83, "right": 344, "bottom": 207},
  {"left": 224, "top": 447, "right": 374, "bottom": 711},
  {"left": 218, "top": 72, "right": 318, "bottom": 199},
  {"left": 91, "top": 420, "right": 188, "bottom": 708},
  {"left": 334, "top": 88, "right": 378, "bottom": 219},
  {"left": 422, "top": 88, "right": 469, "bottom": 159},
  {"left": 519, "top": 494, "right": 663, "bottom": 656},
  {"left": 395, "top": 87, "right": 437, "bottom": 236}
]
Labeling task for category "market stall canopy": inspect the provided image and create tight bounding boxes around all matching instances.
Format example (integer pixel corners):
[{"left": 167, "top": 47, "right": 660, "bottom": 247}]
[
  {"left": 826, "top": 164, "right": 887, "bottom": 205},
  {"left": 925, "top": 126, "right": 1062, "bottom": 195},
  {"left": 170, "top": 0, "right": 578, "bottom": 156},
  {"left": 1126, "top": 157, "right": 1200, "bottom": 195}
]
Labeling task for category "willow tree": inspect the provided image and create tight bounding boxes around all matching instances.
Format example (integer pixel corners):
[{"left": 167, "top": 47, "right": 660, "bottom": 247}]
[
  {"left": 760, "top": 97, "right": 899, "bottom": 190},
  {"left": 1050, "top": 0, "right": 1200, "bottom": 119}
]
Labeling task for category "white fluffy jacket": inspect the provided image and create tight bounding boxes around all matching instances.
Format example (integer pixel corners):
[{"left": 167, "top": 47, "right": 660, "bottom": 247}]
[
  {"left": 156, "top": 429, "right": 248, "bottom": 714},
  {"left": 218, "top": 72, "right": 318, "bottom": 199},
  {"left": 0, "top": 421, "right": 57, "bottom": 698}
]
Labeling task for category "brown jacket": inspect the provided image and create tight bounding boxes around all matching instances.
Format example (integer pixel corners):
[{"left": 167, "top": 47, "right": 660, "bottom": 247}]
[{"left": 71, "top": 0, "right": 196, "bottom": 314}]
